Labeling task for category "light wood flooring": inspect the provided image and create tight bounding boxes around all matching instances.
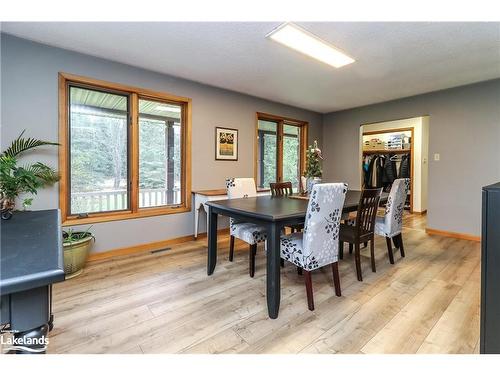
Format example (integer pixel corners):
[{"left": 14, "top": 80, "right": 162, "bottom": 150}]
[{"left": 48, "top": 213, "right": 480, "bottom": 354}]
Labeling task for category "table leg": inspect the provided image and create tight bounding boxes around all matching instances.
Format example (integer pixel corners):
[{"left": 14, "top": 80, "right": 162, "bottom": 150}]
[
  {"left": 207, "top": 206, "right": 218, "bottom": 275},
  {"left": 266, "top": 222, "right": 281, "bottom": 319}
]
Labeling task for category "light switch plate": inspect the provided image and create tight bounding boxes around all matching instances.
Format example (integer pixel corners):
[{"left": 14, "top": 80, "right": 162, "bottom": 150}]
[{"left": 434, "top": 153, "right": 440, "bottom": 161}]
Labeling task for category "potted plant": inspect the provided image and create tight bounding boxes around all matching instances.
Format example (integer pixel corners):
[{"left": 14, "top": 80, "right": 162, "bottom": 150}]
[
  {"left": 0, "top": 130, "right": 59, "bottom": 219},
  {"left": 304, "top": 140, "right": 323, "bottom": 193},
  {"left": 63, "top": 227, "right": 95, "bottom": 279}
]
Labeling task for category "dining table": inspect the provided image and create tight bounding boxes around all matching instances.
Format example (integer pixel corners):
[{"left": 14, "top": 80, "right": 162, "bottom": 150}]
[{"left": 206, "top": 190, "right": 389, "bottom": 319}]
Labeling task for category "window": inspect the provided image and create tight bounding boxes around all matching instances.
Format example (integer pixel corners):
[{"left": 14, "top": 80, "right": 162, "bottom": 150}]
[
  {"left": 256, "top": 113, "right": 308, "bottom": 191},
  {"left": 59, "top": 73, "right": 191, "bottom": 225},
  {"left": 138, "top": 98, "right": 182, "bottom": 208}
]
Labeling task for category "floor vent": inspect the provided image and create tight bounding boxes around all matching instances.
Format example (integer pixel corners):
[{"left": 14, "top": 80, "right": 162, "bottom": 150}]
[{"left": 151, "top": 247, "right": 172, "bottom": 254}]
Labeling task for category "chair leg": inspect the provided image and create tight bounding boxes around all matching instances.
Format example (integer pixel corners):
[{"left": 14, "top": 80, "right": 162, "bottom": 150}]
[
  {"left": 355, "top": 242, "right": 363, "bottom": 281},
  {"left": 370, "top": 237, "right": 376, "bottom": 273},
  {"left": 332, "top": 262, "right": 341, "bottom": 296},
  {"left": 339, "top": 241, "right": 344, "bottom": 260},
  {"left": 297, "top": 266, "right": 303, "bottom": 275},
  {"left": 229, "top": 235, "right": 235, "bottom": 261},
  {"left": 349, "top": 243, "right": 353, "bottom": 254},
  {"left": 398, "top": 234, "right": 405, "bottom": 258},
  {"left": 386, "top": 236, "right": 395, "bottom": 264},
  {"left": 249, "top": 244, "right": 256, "bottom": 277},
  {"left": 304, "top": 270, "right": 314, "bottom": 311},
  {"left": 280, "top": 258, "right": 285, "bottom": 268},
  {"left": 364, "top": 242, "right": 368, "bottom": 248}
]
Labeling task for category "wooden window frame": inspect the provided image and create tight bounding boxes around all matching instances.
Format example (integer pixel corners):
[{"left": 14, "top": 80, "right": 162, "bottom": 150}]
[
  {"left": 254, "top": 112, "right": 308, "bottom": 188},
  {"left": 59, "top": 72, "right": 192, "bottom": 226}
]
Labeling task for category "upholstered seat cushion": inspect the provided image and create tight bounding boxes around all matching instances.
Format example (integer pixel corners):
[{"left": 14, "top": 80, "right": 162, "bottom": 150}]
[{"left": 230, "top": 221, "right": 267, "bottom": 245}]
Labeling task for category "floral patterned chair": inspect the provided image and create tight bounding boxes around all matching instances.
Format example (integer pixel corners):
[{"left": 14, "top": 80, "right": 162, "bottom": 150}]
[
  {"left": 280, "top": 183, "right": 348, "bottom": 311},
  {"left": 226, "top": 178, "right": 267, "bottom": 277},
  {"left": 374, "top": 178, "right": 410, "bottom": 264}
]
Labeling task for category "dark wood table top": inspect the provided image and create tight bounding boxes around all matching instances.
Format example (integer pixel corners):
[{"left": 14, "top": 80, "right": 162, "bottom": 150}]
[
  {"left": 206, "top": 190, "right": 388, "bottom": 222},
  {"left": 1, "top": 209, "right": 65, "bottom": 295}
]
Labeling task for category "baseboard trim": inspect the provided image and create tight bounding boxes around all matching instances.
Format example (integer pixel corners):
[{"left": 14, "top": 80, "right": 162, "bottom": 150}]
[
  {"left": 87, "top": 228, "right": 230, "bottom": 262},
  {"left": 425, "top": 227, "right": 480, "bottom": 242},
  {"left": 414, "top": 210, "right": 427, "bottom": 215}
]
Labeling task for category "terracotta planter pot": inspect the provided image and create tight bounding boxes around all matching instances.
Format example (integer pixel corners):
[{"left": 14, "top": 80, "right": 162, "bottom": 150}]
[{"left": 63, "top": 236, "right": 93, "bottom": 279}]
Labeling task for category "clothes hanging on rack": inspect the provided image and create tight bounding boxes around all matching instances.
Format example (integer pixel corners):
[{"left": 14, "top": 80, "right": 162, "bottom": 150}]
[
  {"left": 363, "top": 151, "right": 410, "bottom": 191},
  {"left": 399, "top": 153, "right": 411, "bottom": 178},
  {"left": 382, "top": 154, "right": 398, "bottom": 186}
]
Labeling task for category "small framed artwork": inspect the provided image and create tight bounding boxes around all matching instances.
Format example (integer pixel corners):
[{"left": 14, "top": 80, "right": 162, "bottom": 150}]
[{"left": 215, "top": 127, "right": 238, "bottom": 161}]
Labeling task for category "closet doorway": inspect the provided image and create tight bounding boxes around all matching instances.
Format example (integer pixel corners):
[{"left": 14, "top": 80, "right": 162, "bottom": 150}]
[{"left": 359, "top": 117, "right": 429, "bottom": 214}]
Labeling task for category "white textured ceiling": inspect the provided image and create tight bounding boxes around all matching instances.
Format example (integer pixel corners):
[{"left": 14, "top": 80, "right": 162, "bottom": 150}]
[{"left": 3, "top": 22, "right": 500, "bottom": 113}]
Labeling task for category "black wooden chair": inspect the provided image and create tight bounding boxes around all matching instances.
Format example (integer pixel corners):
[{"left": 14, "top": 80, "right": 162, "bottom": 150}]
[
  {"left": 269, "top": 181, "right": 304, "bottom": 271},
  {"left": 270, "top": 181, "right": 304, "bottom": 232},
  {"left": 270, "top": 181, "right": 293, "bottom": 197},
  {"left": 339, "top": 188, "right": 382, "bottom": 281}
]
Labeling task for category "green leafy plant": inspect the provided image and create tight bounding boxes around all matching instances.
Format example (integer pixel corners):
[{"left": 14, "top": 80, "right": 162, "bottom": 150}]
[
  {"left": 304, "top": 140, "right": 323, "bottom": 178},
  {"left": 63, "top": 226, "right": 95, "bottom": 245},
  {"left": 0, "top": 130, "right": 59, "bottom": 210}
]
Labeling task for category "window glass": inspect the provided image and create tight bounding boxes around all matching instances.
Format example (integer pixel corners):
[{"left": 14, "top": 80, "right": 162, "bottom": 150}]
[
  {"left": 69, "top": 86, "right": 129, "bottom": 215},
  {"left": 283, "top": 124, "right": 301, "bottom": 190},
  {"left": 139, "top": 99, "right": 182, "bottom": 207},
  {"left": 257, "top": 120, "right": 278, "bottom": 188}
]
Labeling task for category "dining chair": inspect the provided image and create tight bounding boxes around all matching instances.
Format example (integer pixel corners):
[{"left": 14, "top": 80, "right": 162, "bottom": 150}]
[
  {"left": 270, "top": 181, "right": 304, "bottom": 234},
  {"left": 374, "top": 178, "right": 410, "bottom": 264},
  {"left": 269, "top": 181, "right": 304, "bottom": 271},
  {"left": 339, "top": 188, "right": 382, "bottom": 282},
  {"left": 226, "top": 178, "right": 267, "bottom": 277},
  {"left": 280, "top": 183, "right": 348, "bottom": 311},
  {"left": 270, "top": 181, "right": 293, "bottom": 197}
]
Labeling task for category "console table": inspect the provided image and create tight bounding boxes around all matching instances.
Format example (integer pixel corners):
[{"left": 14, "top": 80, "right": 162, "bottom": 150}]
[
  {"left": 192, "top": 188, "right": 270, "bottom": 238},
  {"left": 1, "top": 209, "right": 65, "bottom": 354}
]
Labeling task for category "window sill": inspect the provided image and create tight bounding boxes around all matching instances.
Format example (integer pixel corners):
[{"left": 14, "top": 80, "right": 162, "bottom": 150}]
[{"left": 62, "top": 205, "right": 191, "bottom": 226}]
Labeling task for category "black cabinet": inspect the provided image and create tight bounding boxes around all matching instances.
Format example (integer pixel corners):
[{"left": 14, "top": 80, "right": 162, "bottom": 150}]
[
  {"left": 481, "top": 182, "right": 500, "bottom": 354},
  {"left": 1, "top": 209, "right": 65, "bottom": 354}
]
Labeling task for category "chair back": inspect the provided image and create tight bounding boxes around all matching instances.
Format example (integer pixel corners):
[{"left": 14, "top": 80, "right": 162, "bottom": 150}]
[
  {"left": 383, "top": 178, "right": 410, "bottom": 236},
  {"left": 270, "top": 181, "right": 293, "bottom": 196},
  {"left": 301, "top": 183, "right": 348, "bottom": 269},
  {"left": 355, "top": 188, "right": 383, "bottom": 236},
  {"left": 225, "top": 178, "right": 257, "bottom": 199}
]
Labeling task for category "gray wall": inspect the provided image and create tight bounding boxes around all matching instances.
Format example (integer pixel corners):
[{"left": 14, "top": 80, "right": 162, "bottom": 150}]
[
  {"left": 1, "top": 34, "right": 323, "bottom": 253},
  {"left": 322, "top": 79, "right": 500, "bottom": 236}
]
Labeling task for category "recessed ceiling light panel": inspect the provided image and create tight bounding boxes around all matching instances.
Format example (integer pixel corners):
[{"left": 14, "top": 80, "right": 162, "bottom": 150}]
[{"left": 267, "top": 23, "right": 355, "bottom": 68}]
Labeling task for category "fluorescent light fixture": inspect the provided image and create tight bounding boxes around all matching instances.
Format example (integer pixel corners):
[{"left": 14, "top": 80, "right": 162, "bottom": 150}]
[
  {"left": 267, "top": 23, "right": 355, "bottom": 68},
  {"left": 155, "top": 105, "right": 181, "bottom": 113}
]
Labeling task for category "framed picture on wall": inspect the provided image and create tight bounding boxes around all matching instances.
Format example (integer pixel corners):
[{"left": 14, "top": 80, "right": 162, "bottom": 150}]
[{"left": 215, "top": 127, "right": 238, "bottom": 161}]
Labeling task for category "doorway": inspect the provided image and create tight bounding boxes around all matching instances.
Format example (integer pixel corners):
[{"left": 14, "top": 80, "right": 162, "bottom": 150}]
[{"left": 360, "top": 116, "right": 429, "bottom": 214}]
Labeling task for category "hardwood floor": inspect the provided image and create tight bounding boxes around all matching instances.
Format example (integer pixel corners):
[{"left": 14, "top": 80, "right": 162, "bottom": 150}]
[{"left": 48, "top": 213, "right": 480, "bottom": 354}]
